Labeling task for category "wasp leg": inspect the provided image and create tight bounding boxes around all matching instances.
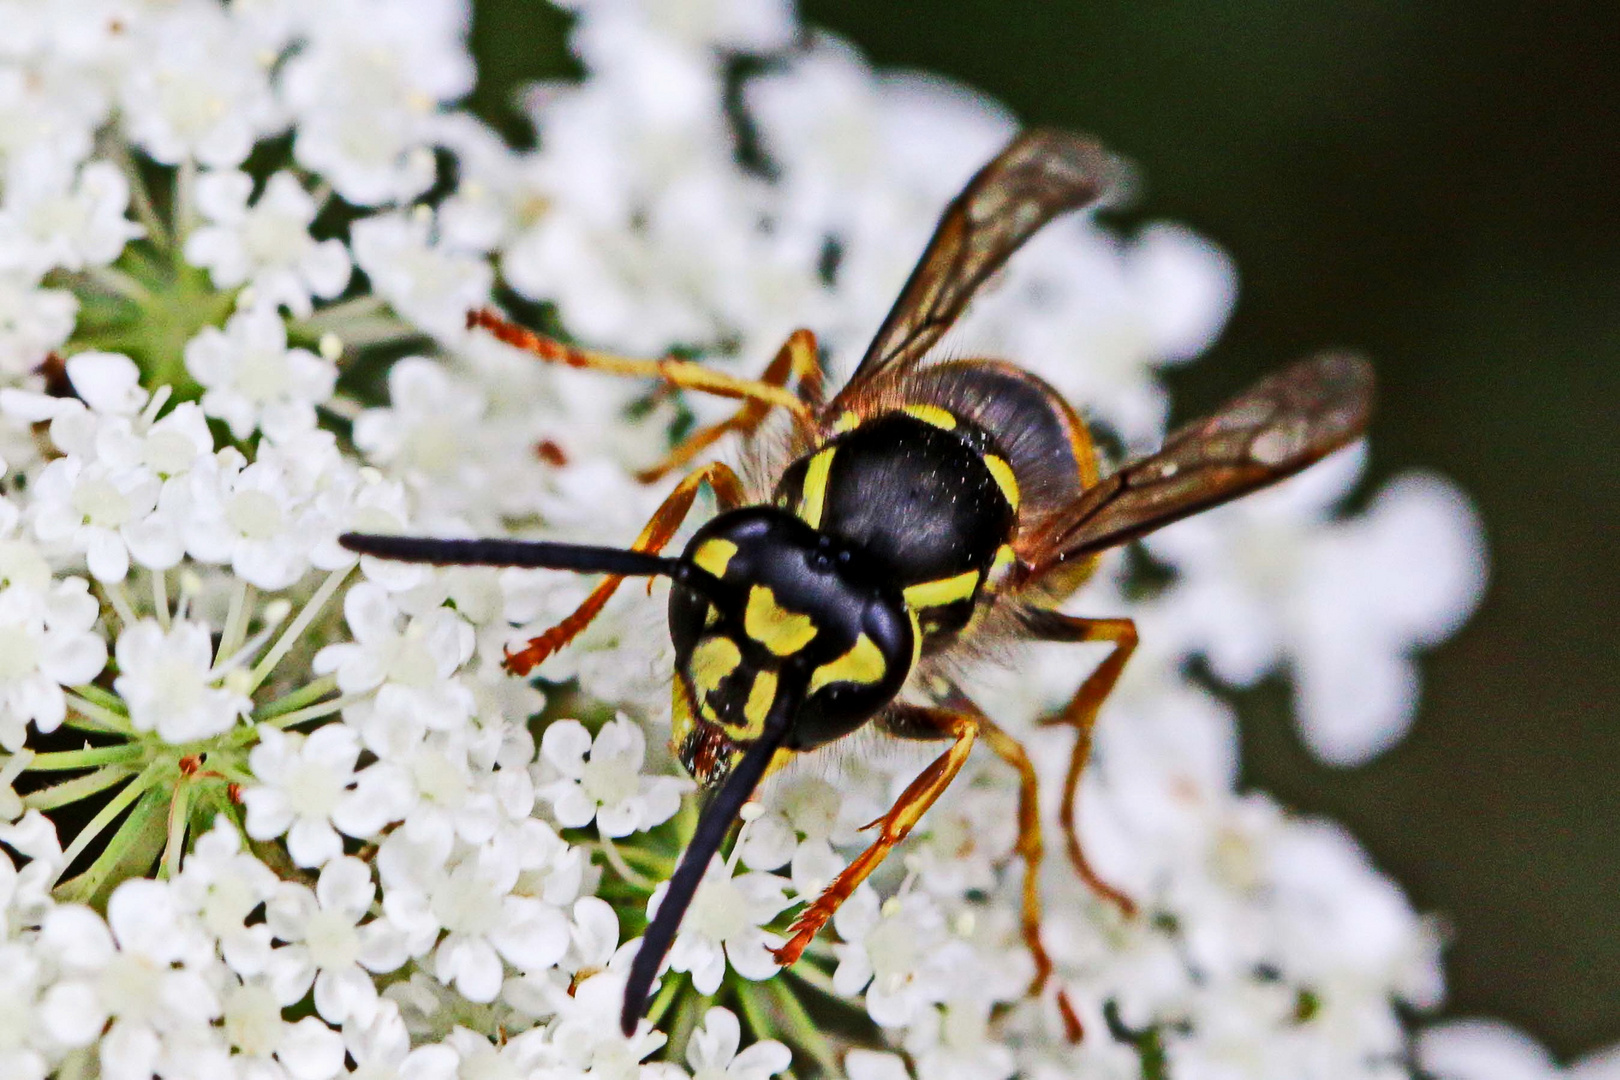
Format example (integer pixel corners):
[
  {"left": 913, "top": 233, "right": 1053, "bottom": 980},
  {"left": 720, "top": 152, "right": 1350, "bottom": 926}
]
[
  {"left": 469, "top": 309, "right": 815, "bottom": 429},
  {"left": 503, "top": 462, "right": 747, "bottom": 677},
  {"left": 772, "top": 704, "right": 979, "bottom": 968},
  {"left": 975, "top": 714, "right": 1055, "bottom": 994},
  {"left": 636, "top": 329, "right": 823, "bottom": 483},
  {"left": 1029, "top": 612, "right": 1138, "bottom": 916}
]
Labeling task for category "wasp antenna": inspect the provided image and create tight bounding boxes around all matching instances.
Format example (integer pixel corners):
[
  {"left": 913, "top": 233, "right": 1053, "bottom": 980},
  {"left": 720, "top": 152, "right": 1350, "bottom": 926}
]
[
  {"left": 339, "top": 532, "right": 683, "bottom": 578},
  {"left": 619, "top": 681, "right": 801, "bottom": 1037}
]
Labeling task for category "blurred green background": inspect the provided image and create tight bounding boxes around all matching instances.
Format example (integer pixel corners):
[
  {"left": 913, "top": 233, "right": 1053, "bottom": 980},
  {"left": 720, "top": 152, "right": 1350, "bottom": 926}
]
[{"left": 467, "top": 0, "right": 1619, "bottom": 1058}]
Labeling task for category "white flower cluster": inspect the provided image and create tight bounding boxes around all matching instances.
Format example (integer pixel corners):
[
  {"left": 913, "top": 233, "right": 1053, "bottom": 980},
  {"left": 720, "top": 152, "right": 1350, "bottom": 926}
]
[{"left": 0, "top": 0, "right": 1557, "bottom": 1078}]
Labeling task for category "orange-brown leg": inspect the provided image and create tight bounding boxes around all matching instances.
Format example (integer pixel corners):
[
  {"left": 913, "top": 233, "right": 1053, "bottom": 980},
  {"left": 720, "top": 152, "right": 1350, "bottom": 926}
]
[
  {"left": 503, "top": 462, "right": 747, "bottom": 676},
  {"left": 976, "top": 714, "right": 1055, "bottom": 994},
  {"left": 1030, "top": 612, "right": 1138, "bottom": 916},
  {"left": 636, "top": 329, "right": 823, "bottom": 483},
  {"left": 469, "top": 308, "right": 816, "bottom": 430},
  {"left": 772, "top": 704, "right": 978, "bottom": 967}
]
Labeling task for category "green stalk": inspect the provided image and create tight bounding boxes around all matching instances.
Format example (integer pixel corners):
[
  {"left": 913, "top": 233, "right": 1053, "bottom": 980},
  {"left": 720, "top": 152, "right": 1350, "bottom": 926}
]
[
  {"left": 23, "top": 744, "right": 145, "bottom": 771},
  {"left": 55, "top": 786, "right": 171, "bottom": 907},
  {"left": 644, "top": 970, "right": 686, "bottom": 1030},
  {"left": 768, "top": 976, "right": 841, "bottom": 1076},
  {"left": 159, "top": 779, "right": 194, "bottom": 879},
  {"left": 246, "top": 566, "right": 351, "bottom": 694},
  {"left": 54, "top": 761, "right": 166, "bottom": 876},
  {"left": 65, "top": 690, "right": 132, "bottom": 735},
  {"left": 254, "top": 674, "right": 340, "bottom": 721},
  {"left": 24, "top": 764, "right": 139, "bottom": 811}
]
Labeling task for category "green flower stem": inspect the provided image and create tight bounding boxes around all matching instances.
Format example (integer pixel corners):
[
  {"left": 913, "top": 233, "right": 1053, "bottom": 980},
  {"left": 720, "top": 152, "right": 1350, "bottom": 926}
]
[
  {"left": 174, "top": 157, "right": 197, "bottom": 243},
  {"left": 56, "top": 786, "right": 170, "bottom": 907},
  {"left": 315, "top": 319, "right": 424, "bottom": 349},
  {"left": 259, "top": 690, "right": 369, "bottom": 732},
  {"left": 85, "top": 265, "right": 156, "bottom": 305},
  {"left": 100, "top": 580, "right": 140, "bottom": 632},
  {"left": 766, "top": 976, "right": 841, "bottom": 1075},
  {"left": 254, "top": 674, "right": 340, "bottom": 721},
  {"left": 64, "top": 691, "right": 133, "bottom": 735},
  {"left": 246, "top": 566, "right": 351, "bottom": 694},
  {"left": 72, "top": 684, "right": 127, "bottom": 715},
  {"left": 644, "top": 970, "right": 685, "bottom": 1030},
  {"left": 297, "top": 294, "right": 389, "bottom": 333},
  {"left": 54, "top": 760, "right": 167, "bottom": 876},
  {"left": 151, "top": 568, "right": 170, "bottom": 630},
  {"left": 215, "top": 580, "right": 255, "bottom": 671},
  {"left": 159, "top": 777, "right": 193, "bottom": 880},
  {"left": 23, "top": 764, "right": 139, "bottom": 811},
  {"left": 112, "top": 143, "right": 170, "bottom": 248},
  {"left": 782, "top": 962, "right": 838, "bottom": 998},
  {"left": 22, "top": 744, "right": 145, "bottom": 771},
  {"left": 595, "top": 835, "right": 655, "bottom": 889}
]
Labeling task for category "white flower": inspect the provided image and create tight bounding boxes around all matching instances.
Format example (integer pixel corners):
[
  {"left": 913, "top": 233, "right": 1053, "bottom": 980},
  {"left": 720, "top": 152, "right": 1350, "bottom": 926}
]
[
  {"left": 350, "top": 212, "right": 493, "bottom": 341},
  {"left": 312, "top": 582, "right": 474, "bottom": 730},
  {"left": 119, "top": 6, "right": 282, "bottom": 168},
  {"left": 185, "top": 304, "right": 337, "bottom": 440},
  {"left": 352, "top": 357, "right": 487, "bottom": 491},
  {"left": 184, "top": 170, "right": 352, "bottom": 318},
  {"left": 113, "top": 619, "right": 251, "bottom": 743},
  {"left": 266, "top": 856, "right": 409, "bottom": 1024},
  {"left": 687, "top": 1007, "right": 792, "bottom": 1080},
  {"left": 28, "top": 456, "right": 161, "bottom": 582},
  {"left": 537, "top": 716, "right": 689, "bottom": 838},
  {"left": 1148, "top": 446, "right": 1488, "bottom": 764},
  {"left": 221, "top": 979, "right": 347, "bottom": 1080},
  {"left": 0, "top": 273, "right": 76, "bottom": 378},
  {"left": 649, "top": 856, "right": 791, "bottom": 995},
  {"left": 340, "top": 998, "right": 461, "bottom": 1080},
  {"left": 832, "top": 888, "right": 969, "bottom": 1028},
  {"left": 0, "top": 159, "right": 142, "bottom": 278},
  {"left": 179, "top": 446, "right": 312, "bottom": 590},
  {"left": 0, "top": 576, "right": 107, "bottom": 751},
  {"left": 171, "top": 819, "right": 279, "bottom": 978},
  {"left": 242, "top": 724, "right": 370, "bottom": 867},
  {"left": 39, "top": 880, "right": 221, "bottom": 1080},
  {"left": 1419, "top": 1019, "right": 1620, "bottom": 1080}
]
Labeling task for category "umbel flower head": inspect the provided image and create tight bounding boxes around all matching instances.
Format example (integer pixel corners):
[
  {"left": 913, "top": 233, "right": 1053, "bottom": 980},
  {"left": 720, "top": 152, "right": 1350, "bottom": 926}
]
[{"left": 0, "top": 1, "right": 1539, "bottom": 1078}]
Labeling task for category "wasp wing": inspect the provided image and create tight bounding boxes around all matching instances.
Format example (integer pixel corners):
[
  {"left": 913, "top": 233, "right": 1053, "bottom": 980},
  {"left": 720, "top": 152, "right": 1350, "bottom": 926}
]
[
  {"left": 830, "top": 129, "right": 1122, "bottom": 408},
  {"left": 1032, "top": 352, "right": 1375, "bottom": 566}
]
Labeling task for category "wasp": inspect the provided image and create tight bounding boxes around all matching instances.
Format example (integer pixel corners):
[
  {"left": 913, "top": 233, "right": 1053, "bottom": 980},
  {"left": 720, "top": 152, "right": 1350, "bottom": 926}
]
[{"left": 340, "top": 130, "right": 1373, "bottom": 1037}]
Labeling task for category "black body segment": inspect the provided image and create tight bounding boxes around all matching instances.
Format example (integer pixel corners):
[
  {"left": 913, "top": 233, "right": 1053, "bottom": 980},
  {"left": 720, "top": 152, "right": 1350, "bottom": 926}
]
[{"left": 774, "top": 410, "right": 1018, "bottom": 645}]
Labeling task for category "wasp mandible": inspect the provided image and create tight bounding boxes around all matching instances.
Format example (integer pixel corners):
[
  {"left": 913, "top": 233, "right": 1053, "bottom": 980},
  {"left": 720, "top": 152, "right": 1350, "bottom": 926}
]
[{"left": 340, "top": 129, "right": 1374, "bottom": 1037}]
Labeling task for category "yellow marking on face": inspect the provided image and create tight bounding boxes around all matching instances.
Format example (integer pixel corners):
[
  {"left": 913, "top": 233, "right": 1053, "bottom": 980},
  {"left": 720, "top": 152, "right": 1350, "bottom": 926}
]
[
  {"left": 908, "top": 610, "right": 924, "bottom": 670},
  {"left": 703, "top": 605, "right": 720, "bottom": 628},
  {"left": 745, "top": 585, "right": 819, "bottom": 655},
  {"left": 740, "top": 668, "right": 778, "bottom": 737},
  {"left": 903, "top": 569, "right": 981, "bottom": 610},
  {"left": 692, "top": 538, "right": 738, "bottom": 578},
  {"left": 833, "top": 411, "right": 861, "bottom": 433},
  {"left": 808, "top": 633, "right": 887, "bottom": 697},
  {"left": 797, "top": 447, "right": 836, "bottom": 529},
  {"left": 983, "top": 454, "right": 1020, "bottom": 511},
  {"left": 670, "top": 675, "right": 696, "bottom": 749},
  {"left": 690, "top": 636, "right": 742, "bottom": 696},
  {"left": 903, "top": 403, "right": 958, "bottom": 431}
]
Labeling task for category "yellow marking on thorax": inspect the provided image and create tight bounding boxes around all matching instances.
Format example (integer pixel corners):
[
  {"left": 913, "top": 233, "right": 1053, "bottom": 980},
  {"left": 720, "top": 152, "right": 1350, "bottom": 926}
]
[
  {"left": 903, "top": 404, "right": 958, "bottom": 431},
  {"left": 739, "top": 669, "right": 778, "bottom": 737},
  {"left": 745, "top": 585, "right": 818, "bottom": 655},
  {"left": 690, "top": 636, "right": 741, "bottom": 696},
  {"left": 808, "top": 633, "right": 887, "bottom": 697},
  {"left": 903, "top": 569, "right": 981, "bottom": 610},
  {"left": 833, "top": 411, "right": 861, "bottom": 433},
  {"left": 987, "top": 543, "right": 1017, "bottom": 586},
  {"left": 983, "top": 454, "right": 1020, "bottom": 511},
  {"left": 692, "top": 538, "right": 737, "bottom": 578},
  {"left": 670, "top": 674, "right": 696, "bottom": 749},
  {"left": 797, "top": 447, "right": 836, "bottom": 529}
]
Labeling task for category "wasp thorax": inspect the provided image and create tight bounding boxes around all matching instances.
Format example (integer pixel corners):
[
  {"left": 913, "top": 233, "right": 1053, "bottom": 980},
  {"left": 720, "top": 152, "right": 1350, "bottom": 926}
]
[{"left": 668, "top": 507, "right": 915, "bottom": 785}]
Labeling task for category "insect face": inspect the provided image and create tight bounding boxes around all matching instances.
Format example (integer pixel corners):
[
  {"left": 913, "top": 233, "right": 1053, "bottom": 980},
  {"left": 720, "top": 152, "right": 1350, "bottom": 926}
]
[{"left": 669, "top": 506, "right": 915, "bottom": 787}]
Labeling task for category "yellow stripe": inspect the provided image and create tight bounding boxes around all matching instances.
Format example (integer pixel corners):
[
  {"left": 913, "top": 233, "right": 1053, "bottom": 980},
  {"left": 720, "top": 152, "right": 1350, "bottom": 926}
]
[
  {"left": 690, "top": 636, "right": 742, "bottom": 696},
  {"left": 989, "top": 543, "right": 1017, "bottom": 581},
  {"left": 903, "top": 404, "right": 958, "bottom": 431},
  {"left": 745, "top": 585, "right": 818, "bottom": 655},
  {"left": 692, "top": 538, "right": 737, "bottom": 578},
  {"left": 983, "top": 454, "right": 1020, "bottom": 511},
  {"left": 808, "top": 633, "right": 888, "bottom": 697},
  {"left": 670, "top": 674, "right": 696, "bottom": 749},
  {"left": 903, "top": 569, "right": 981, "bottom": 610},
  {"left": 833, "top": 411, "right": 861, "bottom": 433},
  {"left": 740, "top": 668, "right": 778, "bottom": 737},
  {"left": 797, "top": 447, "right": 836, "bottom": 529},
  {"left": 908, "top": 610, "right": 923, "bottom": 670}
]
